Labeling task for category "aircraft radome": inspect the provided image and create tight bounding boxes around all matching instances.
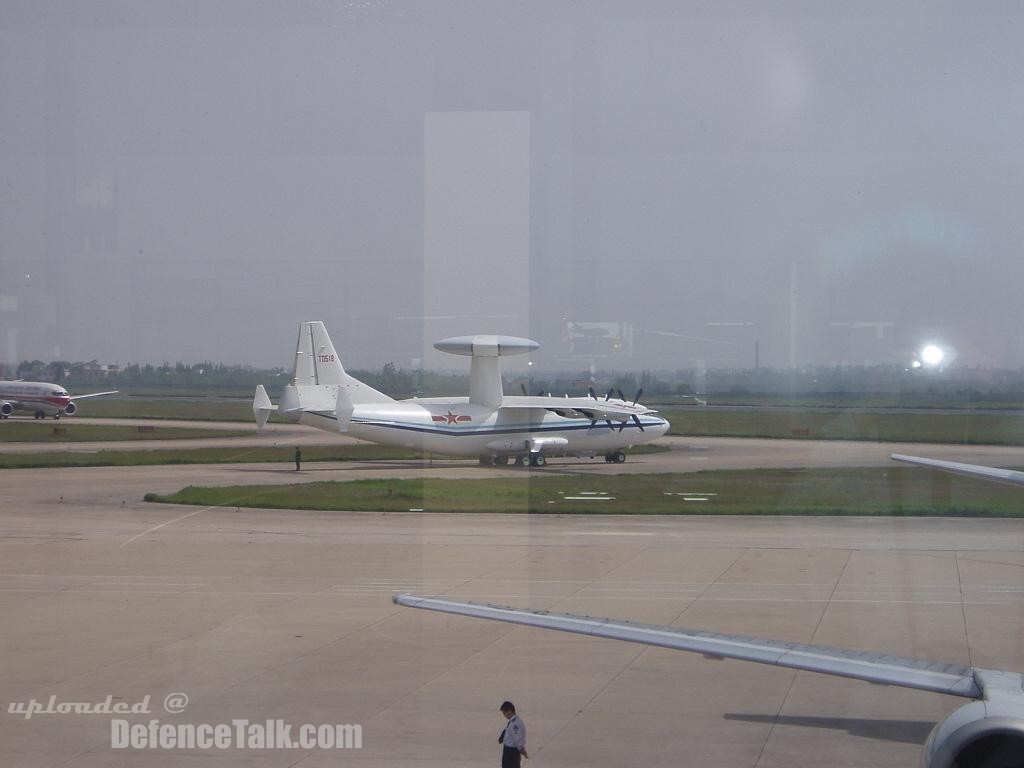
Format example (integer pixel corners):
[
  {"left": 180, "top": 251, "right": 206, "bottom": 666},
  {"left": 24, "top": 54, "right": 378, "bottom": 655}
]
[
  {"left": 253, "top": 321, "right": 669, "bottom": 466},
  {"left": 0, "top": 380, "right": 118, "bottom": 420}
]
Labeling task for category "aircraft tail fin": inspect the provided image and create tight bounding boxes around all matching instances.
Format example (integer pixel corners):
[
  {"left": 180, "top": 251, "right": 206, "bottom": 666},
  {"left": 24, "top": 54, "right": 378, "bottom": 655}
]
[
  {"left": 293, "top": 321, "right": 345, "bottom": 387},
  {"left": 291, "top": 321, "right": 395, "bottom": 404}
]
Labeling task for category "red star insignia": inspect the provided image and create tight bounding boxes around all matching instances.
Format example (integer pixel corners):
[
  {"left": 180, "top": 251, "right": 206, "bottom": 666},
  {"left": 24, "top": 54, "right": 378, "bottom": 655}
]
[{"left": 444, "top": 410, "right": 459, "bottom": 425}]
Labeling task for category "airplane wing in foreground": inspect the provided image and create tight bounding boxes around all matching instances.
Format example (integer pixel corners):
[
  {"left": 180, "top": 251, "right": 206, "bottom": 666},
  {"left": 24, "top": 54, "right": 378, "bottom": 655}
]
[
  {"left": 891, "top": 453, "right": 1024, "bottom": 487},
  {"left": 393, "top": 594, "right": 1004, "bottom": 699}
]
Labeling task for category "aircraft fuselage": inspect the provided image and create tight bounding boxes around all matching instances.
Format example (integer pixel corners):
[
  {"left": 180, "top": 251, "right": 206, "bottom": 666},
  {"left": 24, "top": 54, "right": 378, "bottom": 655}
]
[
  {"left": 293, "top": 398, "right": 669, "bottom": 458},
  {"left": 0, "top": 381, "right": 73, "bottom": 419}
]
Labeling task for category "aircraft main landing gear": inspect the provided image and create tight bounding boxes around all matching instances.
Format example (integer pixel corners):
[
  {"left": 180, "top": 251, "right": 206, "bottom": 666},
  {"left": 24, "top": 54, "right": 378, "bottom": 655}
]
[
  {"left": 604, "top": 451, "right": 626, "bottom": 463},
  {"left": 514, "top": 453, "right": 546, "bottom": 467}
]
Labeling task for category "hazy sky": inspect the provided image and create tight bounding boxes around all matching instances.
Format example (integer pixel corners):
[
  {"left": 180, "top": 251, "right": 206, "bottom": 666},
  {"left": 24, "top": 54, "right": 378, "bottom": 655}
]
[{"left": 2, "top": 1, "right": 1022, "bottom": 371}]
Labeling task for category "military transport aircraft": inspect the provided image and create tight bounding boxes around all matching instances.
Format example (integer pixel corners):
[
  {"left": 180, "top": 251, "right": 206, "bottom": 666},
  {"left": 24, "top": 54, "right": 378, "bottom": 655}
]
[
  {"left": 0, "top": 380, "right": 118, "bottom": 420},
  {"left": 253, "top": 321, "right": 669, "bottom": 466}
]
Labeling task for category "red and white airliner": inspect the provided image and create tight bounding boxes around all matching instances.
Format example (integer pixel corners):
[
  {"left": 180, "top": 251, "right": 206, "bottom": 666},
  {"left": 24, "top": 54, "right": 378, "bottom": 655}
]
[{"left": 0, "top": 381, "right": 118, "bottom": 420}]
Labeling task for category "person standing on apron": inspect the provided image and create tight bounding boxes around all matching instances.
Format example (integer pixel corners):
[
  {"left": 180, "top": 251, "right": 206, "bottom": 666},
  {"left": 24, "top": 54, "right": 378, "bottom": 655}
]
[{"left": 498, "top": 701, "right": 528, "bottom": 767}]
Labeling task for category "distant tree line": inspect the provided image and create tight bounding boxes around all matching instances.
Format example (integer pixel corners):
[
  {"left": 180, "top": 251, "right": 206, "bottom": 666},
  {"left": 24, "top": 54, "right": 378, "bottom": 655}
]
[{"left": 6, "top": 358, "right": 1024, "bottom": 404}]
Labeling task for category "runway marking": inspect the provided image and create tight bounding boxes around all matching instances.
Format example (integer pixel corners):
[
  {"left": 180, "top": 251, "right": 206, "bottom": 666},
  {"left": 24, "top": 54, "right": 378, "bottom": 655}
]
[{"left": 119, "top": 506, "right": 213, "bottom": 548}]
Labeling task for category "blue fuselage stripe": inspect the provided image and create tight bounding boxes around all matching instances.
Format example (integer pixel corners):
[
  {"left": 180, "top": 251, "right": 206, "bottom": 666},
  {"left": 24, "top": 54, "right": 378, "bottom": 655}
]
[{"left": 310, "top": 413, "right": 664, "bottom": 437}]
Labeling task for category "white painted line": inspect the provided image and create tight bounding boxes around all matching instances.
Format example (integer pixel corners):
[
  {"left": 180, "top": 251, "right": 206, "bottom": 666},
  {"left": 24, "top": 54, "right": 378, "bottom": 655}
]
[{"left": 120, "top": 507, "right": 211, "bottom": 548}]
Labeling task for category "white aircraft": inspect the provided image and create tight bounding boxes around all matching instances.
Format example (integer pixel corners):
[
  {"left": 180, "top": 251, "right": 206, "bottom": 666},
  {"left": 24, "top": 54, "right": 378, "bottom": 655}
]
[
  {"left": 395, "top": 453, "right": 1024, "bottom": 765},
  {"left": 253, "top": 321, "right": 669, "bottom": 465},
  {"left": 0, "top": 381, "right": 118, "bottom": 420}
]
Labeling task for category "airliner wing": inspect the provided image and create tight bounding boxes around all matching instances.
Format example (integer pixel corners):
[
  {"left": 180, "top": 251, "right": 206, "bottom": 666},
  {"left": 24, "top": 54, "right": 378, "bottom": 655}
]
[
  {"left": 70, "top": 390, "right": 119, "bottom": 400},
  {"left": 891, "top": 453, "right": 1024, "bottom": 487},
  {"left": 393, "top": 594, "right": 983, "bottom": 698}
]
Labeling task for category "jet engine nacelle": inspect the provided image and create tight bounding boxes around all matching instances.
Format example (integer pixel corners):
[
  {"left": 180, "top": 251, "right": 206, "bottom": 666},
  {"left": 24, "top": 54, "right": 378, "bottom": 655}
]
[
  {"left": 921, "top": 700, "right": 1024, "bottom": 768},
  {"left": 63, "top": 401, "right": 77, "bottom": 416},
  {"left": 0, "top": 401, "right": 12, "bottom": 416}
]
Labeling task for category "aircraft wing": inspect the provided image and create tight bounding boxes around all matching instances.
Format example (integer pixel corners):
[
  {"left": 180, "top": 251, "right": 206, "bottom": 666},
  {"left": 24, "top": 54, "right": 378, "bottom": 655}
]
[
  {"left": 70, "top": 390, "right": 119, "bottom": 400},
  {"left": 499, "top": 395, "right": 652, "bottom": 423},
  {"left": 891, "top": 453, "right": 1024, "bottom": 487},
  {"left": 393, "top": 594, "right": 983, "bottom": 699}
]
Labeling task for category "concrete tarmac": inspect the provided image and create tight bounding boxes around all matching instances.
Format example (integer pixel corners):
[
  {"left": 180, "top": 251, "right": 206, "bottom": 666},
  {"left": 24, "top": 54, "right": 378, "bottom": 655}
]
[{"left": 2, "top": 431, "right": 1023, "bottom": 767}]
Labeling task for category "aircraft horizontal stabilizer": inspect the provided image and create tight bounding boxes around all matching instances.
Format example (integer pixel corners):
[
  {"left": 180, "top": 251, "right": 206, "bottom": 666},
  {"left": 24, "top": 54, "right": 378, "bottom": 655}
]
[{"left": 252, "top": 385, "right": 277, "bottom": 429}]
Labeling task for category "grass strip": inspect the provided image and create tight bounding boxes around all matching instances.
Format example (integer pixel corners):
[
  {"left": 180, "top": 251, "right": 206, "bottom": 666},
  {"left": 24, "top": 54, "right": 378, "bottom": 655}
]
[
  {"left": 146, "top": 466, "right": 1024, "bottom": 517},
  {"left": 661, "top": 408, "right": 1024, "bottom": 445},
  {"left": 29, "top": 398, "right": 1024, "bottom": 446},
  {"left": 0, "top": 444, "right": 427, "bottom": 469},
  {"left": 0, "top": 442, "right": 668, "bottom": 469},
  {"left": 0, "top": 423, "right": 250, "bottom": 443}
]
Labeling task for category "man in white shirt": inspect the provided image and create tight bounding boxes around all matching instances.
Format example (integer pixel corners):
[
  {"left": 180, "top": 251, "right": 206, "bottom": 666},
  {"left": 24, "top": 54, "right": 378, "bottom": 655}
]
[{"left": 499, "top": 700, "right": 528, "bottom": 767}]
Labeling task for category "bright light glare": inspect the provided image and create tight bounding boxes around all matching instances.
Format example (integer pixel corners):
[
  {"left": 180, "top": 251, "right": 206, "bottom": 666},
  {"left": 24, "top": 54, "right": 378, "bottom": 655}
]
[{"left": 921, "top": 344, "right": 945, "bottom": 366}]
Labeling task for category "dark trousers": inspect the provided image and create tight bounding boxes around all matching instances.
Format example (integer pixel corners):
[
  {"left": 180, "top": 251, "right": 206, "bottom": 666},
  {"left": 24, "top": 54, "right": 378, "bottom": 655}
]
[{"left": 502, "top": 746, "right": 522, "bottom": 768}]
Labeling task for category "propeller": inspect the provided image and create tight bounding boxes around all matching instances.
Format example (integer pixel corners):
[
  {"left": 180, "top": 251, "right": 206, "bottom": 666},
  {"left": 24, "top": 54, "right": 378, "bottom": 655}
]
[
  {"left": 632, "top": 414, "right": 645, "bottom": 432},
  {"left": 616, "top": 389, "right": 626, "bottom": 402},
  {"left": 632, "top": 388, "right": 643, "bottom": 406},
  {"left": 588, "top": 387, "right": 598, "bottom": 400},
  {"left": 520, "top": 383, "right": 528, "bottom": 396},
  {"left": 605, "top": 389, "right": 613, "bottom": 402}
]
